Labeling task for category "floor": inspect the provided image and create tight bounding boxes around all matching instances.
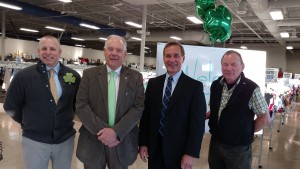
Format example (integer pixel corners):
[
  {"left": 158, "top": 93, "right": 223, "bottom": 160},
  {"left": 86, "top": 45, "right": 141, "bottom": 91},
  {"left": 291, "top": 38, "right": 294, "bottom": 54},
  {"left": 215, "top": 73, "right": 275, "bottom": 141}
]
[{"left": 1, "top": 100, "right": 300, "bottom": 169}]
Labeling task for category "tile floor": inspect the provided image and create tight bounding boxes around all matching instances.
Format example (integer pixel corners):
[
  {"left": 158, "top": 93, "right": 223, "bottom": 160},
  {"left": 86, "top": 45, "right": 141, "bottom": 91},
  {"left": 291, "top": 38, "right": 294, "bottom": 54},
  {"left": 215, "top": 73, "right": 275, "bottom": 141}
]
[{"left": 0, "top": 101, "right": 300, "bottom": 169}]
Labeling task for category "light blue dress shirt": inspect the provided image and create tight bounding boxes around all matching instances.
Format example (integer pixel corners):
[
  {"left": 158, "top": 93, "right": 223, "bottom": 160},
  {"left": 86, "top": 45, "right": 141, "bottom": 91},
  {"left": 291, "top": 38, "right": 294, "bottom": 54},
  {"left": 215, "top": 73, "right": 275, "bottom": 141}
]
[{"left": 163, "top": 70, "right": 182, "bottom": 97}]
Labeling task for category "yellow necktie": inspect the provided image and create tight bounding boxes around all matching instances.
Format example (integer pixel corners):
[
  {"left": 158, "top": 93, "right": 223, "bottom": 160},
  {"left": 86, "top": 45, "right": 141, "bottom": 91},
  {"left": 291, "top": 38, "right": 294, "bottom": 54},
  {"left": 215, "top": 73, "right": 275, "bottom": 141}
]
[{"left": 49, "top": 69, "right": 58, "bottom": 104}]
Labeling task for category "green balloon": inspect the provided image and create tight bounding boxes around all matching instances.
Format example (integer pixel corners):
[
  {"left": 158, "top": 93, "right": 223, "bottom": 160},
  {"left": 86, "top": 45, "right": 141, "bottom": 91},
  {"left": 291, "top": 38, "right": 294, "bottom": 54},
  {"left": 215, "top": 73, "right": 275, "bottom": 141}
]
[
  {"left": 195, "top": 0, "right": 215, "bottom": 19},
  {"left": 203, "top": 5, "right": 232, "bottom": 43}
]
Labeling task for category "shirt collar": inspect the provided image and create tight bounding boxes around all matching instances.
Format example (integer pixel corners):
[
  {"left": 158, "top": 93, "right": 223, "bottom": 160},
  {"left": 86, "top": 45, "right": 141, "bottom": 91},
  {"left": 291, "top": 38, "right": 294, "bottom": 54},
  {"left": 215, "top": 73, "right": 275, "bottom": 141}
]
[
  {"left": 166, "top": 70, "right": 182, "bottom": 83},
  {"left": 106, "top": 65, "right": 121, "bottom": 76},
  {"left": 220, "top": 75, "right": 241, "bottom": 87},
  {"left": 46, "top": 62, "right": 60, "bottom": 73}
]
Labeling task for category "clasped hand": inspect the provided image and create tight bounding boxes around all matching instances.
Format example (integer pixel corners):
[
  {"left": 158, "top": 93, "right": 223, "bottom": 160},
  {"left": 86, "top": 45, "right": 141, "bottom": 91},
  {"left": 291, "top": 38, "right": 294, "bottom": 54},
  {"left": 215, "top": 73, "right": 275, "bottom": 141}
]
[{"left": 97, "top": 128, "right": 120, "bottom": 147}]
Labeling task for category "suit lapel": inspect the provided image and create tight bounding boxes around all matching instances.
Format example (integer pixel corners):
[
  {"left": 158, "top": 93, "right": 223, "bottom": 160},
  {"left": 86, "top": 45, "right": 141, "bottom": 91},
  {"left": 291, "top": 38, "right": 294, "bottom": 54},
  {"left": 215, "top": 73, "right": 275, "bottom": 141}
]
[
  {"left": 116, "top": 66, "right": 129, "bottom": 112},
  {"left": 157, "top": 75, "right": 166, "bottom": 115},
  {"left": 167, "top": 73, "right": 187, "bottom": 110},
  {"left": 158, "top": 75, "right": 165, "bottom": 101},
  {"left": 98, "top": 66, "right": 108, "bottom": 113}
]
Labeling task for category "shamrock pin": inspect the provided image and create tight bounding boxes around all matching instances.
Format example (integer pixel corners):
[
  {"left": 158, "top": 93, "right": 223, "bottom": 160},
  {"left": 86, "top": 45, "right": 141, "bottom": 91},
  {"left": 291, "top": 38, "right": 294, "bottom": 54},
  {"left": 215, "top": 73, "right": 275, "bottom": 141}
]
[{"left": 63, "top": 72, "right": 76, "bottom": 84}]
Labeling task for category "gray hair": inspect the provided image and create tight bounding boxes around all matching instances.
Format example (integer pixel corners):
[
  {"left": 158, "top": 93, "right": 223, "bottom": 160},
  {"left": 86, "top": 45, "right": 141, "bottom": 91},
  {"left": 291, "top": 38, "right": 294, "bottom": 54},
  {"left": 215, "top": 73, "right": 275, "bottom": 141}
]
[
  {"left": 221, "top": 50, "right": 244, "bottom": 65},
  {"left": 104, "top": 35, "right": 127, "bottom": 50},
  {"left": 39, "top": 35, "right": 61, "bottom": 49}
]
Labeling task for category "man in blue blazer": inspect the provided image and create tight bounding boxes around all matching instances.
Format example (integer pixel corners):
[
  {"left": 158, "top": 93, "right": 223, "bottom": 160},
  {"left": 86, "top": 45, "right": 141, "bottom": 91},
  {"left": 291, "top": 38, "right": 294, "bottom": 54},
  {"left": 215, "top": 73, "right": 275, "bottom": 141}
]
[
  {"left": 138, "top": 42, "right": 207, "bottom": 169},
  {"left": 76, "top": 35, "right": 144, "bottom": 169}
]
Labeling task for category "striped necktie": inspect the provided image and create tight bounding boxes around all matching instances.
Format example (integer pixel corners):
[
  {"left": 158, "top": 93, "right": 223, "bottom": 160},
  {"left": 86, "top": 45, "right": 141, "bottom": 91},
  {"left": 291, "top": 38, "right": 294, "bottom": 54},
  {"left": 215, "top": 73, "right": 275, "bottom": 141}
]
[{"left": 159, "top": 76, "right": 173, "bottom": 136}]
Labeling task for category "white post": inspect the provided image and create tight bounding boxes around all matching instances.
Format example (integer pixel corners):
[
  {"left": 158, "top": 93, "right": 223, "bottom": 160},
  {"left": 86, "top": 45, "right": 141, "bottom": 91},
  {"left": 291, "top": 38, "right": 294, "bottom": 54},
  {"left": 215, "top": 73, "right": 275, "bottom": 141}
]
[
  {"left": 1, "top": 11, "right": 6, "bottom": 61},
  {"left": 139, "top": 5, "right": 147, "bottom": 72}
]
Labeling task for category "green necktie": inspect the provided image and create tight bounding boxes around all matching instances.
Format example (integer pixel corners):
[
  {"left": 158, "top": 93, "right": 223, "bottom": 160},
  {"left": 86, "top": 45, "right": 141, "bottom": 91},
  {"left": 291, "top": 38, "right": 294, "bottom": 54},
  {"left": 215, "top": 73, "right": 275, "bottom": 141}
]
[{"left": 108, "top": 71, "right": 116, "bottom": 127}]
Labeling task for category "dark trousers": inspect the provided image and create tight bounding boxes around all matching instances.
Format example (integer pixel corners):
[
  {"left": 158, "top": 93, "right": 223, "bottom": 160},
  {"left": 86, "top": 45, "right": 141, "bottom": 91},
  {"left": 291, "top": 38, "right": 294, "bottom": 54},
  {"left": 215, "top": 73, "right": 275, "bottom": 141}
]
[
  {"left": 208, "top": 137, "right": 252, "bottom": 169},
  {"left": 148, "top": 135, "right": 181, "bottom": 169},
  {"left": 83, "top": 146, "right": 127, "bottom": 169}
]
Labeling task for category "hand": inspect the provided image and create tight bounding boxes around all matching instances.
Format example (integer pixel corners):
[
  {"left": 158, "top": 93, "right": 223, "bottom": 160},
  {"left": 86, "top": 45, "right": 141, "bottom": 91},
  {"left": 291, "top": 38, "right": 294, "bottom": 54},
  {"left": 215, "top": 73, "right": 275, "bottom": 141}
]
[
  {"left": 107, "top": 137, "right": 120, "bottom": 147},
  {"left": 181, "top": 154, "right": 195, "bottom": 169},
  {"left": 139, "top": 146, "right": 149, "bottom": 162},
  {"left": 97, "top": 128, "right": 120, "bottom": 147},
  {"left": 206, "top": 111, "right": 211, "bottom": 119}
]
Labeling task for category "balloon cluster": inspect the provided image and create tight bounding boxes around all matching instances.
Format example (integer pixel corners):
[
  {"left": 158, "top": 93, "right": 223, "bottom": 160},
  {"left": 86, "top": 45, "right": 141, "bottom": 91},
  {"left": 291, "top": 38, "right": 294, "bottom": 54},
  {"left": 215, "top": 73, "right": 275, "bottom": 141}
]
[{"left": 195, "top": 0, "right": 232, "bottom": 43}]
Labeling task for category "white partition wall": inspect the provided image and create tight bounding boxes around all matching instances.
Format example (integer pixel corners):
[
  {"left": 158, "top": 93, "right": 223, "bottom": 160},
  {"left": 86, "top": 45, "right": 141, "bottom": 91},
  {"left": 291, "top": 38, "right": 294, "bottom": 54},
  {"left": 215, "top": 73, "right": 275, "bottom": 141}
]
[
  {"left": 156, "top": 43, "right": 267, "bottom": 110},
  {"left": 156, "top": 43, "right": 266, "bottom": 132}
]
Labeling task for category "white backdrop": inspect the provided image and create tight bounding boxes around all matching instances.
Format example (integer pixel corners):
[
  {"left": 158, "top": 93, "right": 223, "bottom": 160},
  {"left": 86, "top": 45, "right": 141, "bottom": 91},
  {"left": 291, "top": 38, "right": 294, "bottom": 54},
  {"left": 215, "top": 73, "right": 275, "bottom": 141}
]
[{"left": 156, "top": 43, "right": 267, "bottom": 132}]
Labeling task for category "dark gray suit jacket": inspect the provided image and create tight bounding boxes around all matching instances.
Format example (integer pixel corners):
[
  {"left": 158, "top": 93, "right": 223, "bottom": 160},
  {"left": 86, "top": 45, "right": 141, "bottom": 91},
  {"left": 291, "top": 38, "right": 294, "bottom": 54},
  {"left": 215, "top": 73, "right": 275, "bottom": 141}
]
[{"left": 76, "top": 65, "right": 144, "bottom": 167}]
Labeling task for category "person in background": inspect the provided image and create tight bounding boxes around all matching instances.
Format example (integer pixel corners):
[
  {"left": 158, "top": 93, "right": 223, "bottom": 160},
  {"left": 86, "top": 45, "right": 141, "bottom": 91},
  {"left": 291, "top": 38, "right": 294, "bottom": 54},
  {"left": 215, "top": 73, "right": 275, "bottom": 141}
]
[
  {"left": 207, "top": 50, "right": 270, "bottom": 169},
  {"left": 278, "top": 68, "right": 283, "bottom": 78},
  {"left": 76, "top": 35, "right": 144, "bottom": 169},
  {"left": 138, "top": 41, "right": 207, "bottom": 169},
  {"left": 3, "top": 35, "right": 81, "bottom": 169}
]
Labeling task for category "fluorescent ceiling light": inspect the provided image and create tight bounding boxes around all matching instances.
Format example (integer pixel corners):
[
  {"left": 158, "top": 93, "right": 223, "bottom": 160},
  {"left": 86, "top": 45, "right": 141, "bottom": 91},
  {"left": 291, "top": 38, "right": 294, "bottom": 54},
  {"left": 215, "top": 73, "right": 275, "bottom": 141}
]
[
  {"left": 270, "top": 9, "right": 283, "bottom": 20},
  {"left": 280, "top": 32, "right": 289, "bottom": 38},
  {"left": 286, "top": 46, "right": 293, "bottom": 50},
  {"left": 131, "top": 37, "right": 141, "bottom": 41},
  {"left": 144, "top": 46, "right": 150, "bottom": 49},
  {"left": 170, "top": 36, "right": 182, "bottom": 41},
  {"left": 20, "top": 28, "right": 39, "bottom": 33},
  {"left": 71, "top": 37, "right": 85, "bottom": 41},
  {"left": 99, "top": 37, "right": 107, "bottom": 41},
  {"left": 240, "top": 46, "right": 248, "bottom": 49},
  {"left": 80, "top": 23, "right": 100, "bottom": 29},
  {"left": 75, "top": 44, "right": 85, "bottom": 47},
  {"left": 127, "top": 52, "right": 133, "bottom": 55},
  {"left": 186, "top": 16, "right": 203, "bottom": 24},
  {"left": 125, "top": 21, "right": 142, "bottom": 28},
  {"left": 0, "top": 2, "right": 22, "bottom": 10},
  {"left": 236, "top": 0, "right": 247, "bottom": 15},
  {"left": 59, "top": 0, "right": 72, "bottom": 3},
  {"left": 45, "top": 26, "right": 65, "bottom": 32}
]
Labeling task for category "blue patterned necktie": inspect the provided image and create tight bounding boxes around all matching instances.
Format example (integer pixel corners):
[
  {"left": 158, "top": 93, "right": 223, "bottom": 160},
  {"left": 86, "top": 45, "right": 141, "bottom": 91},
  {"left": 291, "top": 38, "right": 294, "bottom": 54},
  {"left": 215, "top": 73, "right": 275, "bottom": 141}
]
[{"left": 159, "top": 76, "right": 173, "bottom": 136}]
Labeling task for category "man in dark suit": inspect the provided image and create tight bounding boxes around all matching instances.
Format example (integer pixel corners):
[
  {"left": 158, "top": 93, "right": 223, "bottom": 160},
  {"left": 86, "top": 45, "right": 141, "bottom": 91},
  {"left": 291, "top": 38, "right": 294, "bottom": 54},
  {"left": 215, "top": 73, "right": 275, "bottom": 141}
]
[
  {"left": 76, "top": 35, "right": 145, "bottom": 169},
  {"left": 138, "top": 42, "right": 207, "bottom": 169},
  {"left": 3, "top": 35, "right": 81, "bottom": 169}
]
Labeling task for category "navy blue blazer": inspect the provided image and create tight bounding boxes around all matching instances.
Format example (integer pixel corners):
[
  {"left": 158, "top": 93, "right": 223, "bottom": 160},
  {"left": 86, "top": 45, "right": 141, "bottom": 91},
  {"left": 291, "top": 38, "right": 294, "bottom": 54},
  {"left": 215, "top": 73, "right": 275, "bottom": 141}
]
[{"left": 139, "top": 72, "right": 207, "bottom": 167}]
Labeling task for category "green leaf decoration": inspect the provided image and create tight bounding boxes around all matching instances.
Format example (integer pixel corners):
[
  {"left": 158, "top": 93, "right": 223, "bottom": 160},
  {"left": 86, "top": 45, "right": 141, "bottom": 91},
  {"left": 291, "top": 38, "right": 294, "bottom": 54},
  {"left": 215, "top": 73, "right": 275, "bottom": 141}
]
[{"left": 63, "top": 72, "right": 76, "bottom": 84}]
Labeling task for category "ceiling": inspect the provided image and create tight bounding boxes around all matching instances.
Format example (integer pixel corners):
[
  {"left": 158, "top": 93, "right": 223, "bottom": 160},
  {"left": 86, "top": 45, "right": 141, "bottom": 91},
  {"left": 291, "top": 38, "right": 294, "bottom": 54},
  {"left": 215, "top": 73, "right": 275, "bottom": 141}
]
[{"left": 1, "top": 0, "right": 300, "bottom": 57}]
